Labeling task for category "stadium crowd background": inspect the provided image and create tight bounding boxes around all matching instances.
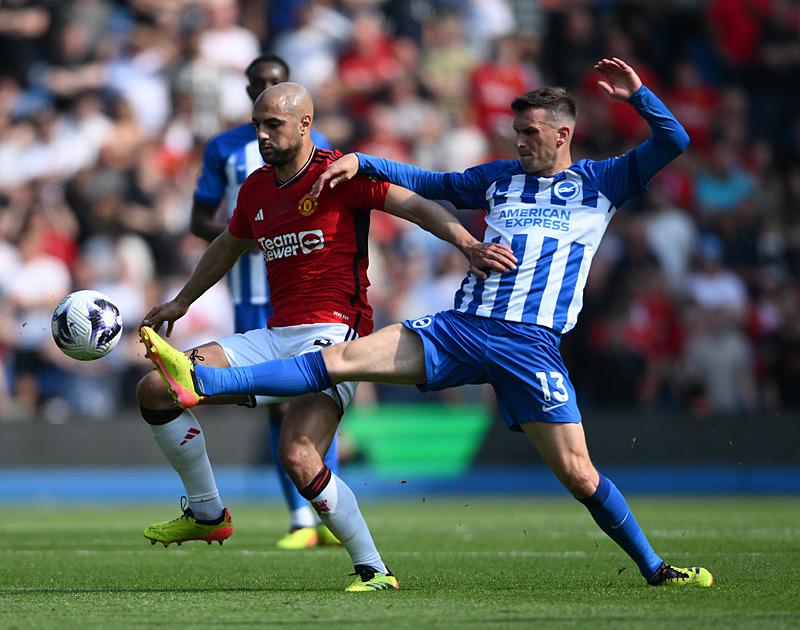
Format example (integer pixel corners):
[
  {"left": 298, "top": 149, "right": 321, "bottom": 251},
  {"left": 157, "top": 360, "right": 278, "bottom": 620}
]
[{"left": 0, "top": 0, "right": 799, "bottom": 424}]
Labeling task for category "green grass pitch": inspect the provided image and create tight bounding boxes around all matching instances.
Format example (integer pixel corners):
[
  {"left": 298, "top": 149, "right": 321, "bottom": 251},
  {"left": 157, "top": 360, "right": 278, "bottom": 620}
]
[{"left": 0, "top": 496, "right": 798, "bottom": 629}]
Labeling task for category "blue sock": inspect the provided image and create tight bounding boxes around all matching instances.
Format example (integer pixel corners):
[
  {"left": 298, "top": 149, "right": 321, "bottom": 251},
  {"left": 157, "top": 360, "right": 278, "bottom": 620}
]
[
  {"left": 195, "top": 351, "right": 332, "bottom": 397},
  {"left": 578, "top": 474, "right": 663, "bottom": 579}
]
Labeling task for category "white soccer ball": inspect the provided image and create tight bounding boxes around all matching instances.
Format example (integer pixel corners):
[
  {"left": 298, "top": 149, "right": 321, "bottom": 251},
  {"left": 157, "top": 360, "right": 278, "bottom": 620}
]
[{"left": 51, "top": 290, "right": 124, "bottom": 361}]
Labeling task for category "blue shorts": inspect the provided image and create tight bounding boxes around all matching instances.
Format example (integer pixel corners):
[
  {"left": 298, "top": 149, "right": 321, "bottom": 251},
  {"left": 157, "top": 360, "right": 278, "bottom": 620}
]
[
  {"left": 234, "top": 303, "right": 273, "bottom": 334},
  {"left": 402, "top": 310, "right": 581, "bottom": 431}
]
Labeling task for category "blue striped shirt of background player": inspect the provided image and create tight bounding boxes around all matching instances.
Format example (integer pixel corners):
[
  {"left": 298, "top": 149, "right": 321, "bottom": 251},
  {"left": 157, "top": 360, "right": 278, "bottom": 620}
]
[
  {"left": 194, "top": 123, "right": 330, "bottom": 331},
  {"left": 354, "top": 86, "right": 687, "bottom": 335}
]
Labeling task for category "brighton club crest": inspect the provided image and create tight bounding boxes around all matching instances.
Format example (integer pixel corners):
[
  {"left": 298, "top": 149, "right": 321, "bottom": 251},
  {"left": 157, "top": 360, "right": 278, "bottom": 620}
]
[{"left": 298, "top": 193, "right": 318, "bottom": 216}]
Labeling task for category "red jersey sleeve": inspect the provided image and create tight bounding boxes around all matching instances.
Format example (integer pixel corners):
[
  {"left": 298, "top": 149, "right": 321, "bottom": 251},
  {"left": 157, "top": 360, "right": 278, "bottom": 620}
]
[{"left": 343, "top": 174, "right": 391, "bottom": 211}]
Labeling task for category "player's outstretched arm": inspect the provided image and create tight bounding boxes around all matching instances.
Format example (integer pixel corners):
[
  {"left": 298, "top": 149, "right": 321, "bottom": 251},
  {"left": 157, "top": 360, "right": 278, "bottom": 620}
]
[
  {"left": 311, "top": 153, "right": 360, "bottom": 196},
  {"left": 382, "top": 184, "right": 516, "bottom": 280},
  {"left": 596, "top": 57, "right": 688, "bottom": 183},
  {"left": 594, "top": 57, "right": 642, "bottom": 101},
  {"left": 140, "top": 228, "right": 253, "bottom": 336}
]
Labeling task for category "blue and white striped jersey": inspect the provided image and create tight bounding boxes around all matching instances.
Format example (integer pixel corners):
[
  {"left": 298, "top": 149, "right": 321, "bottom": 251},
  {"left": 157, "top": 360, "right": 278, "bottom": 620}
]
[
  {"left": 194, "top": 124, "right": 330, "bottom": 307},
  {"left": 356, "top": 86, "right": 688, "bottom": 334}
]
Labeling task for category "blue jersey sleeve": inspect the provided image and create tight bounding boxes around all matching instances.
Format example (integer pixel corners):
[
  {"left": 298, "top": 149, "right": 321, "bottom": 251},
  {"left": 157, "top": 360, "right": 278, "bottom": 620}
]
[
  {"left": 311, "top": 129, "right": 331, "bottom": 150},
  {"left": 628, "top": 85, "right": 690, "bottom": 180},
  {"left": 194, "top": 135, "right": 228, "bottom": 206},
  {"left": 587, "top": 85, "right": 690, "bottom": 207},
  {"left": 355, "top": 153, "right": 521, "bottom": 210}
]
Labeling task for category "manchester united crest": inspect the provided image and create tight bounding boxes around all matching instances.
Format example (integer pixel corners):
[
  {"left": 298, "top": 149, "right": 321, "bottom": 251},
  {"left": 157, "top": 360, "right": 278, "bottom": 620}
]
[{"left": 298, "top": 193, "right": 318, "bottom": 216}]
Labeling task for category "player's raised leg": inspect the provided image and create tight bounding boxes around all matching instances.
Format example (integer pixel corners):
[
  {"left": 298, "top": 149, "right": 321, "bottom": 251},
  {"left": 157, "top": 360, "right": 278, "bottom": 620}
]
[
  {"left": 140, "top": 325, "right": 328, "bottom": 402},
  {"left": 139, "top": 324, "right": 425, "bottom": 402}
]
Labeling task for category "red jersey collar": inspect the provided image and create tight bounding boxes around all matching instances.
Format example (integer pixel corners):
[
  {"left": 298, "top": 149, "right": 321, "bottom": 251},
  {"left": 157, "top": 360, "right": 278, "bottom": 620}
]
[{"left": 275, "top": 146, "right": 317, "bottom": 188}]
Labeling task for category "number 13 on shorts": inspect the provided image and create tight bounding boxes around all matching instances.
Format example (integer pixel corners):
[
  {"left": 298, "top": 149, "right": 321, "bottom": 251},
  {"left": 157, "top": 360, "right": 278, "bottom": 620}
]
[{"left": 535, "top": 371, "right": 569, "bottom": 403}]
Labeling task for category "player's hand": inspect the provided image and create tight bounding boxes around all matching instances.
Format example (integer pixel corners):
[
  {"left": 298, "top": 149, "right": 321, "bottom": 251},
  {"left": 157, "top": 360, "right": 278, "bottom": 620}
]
[
  {"left": 594, "top": 57, "right": 642, "bottom": 101},
  {"left": 465, "top": 242, "right": 517, "bottom": 280},
  {"left": 140, "top": 301, "right": 189, "bottom": 338},
  {"left": 311, "top": 153, "right": 360, "bottom": 197}
]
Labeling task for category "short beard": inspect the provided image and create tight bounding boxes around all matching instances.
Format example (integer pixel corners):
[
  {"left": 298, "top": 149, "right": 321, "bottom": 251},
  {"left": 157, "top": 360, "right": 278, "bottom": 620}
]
[{"left": 261, "top": 138, "right": 303, "bottom": 167}]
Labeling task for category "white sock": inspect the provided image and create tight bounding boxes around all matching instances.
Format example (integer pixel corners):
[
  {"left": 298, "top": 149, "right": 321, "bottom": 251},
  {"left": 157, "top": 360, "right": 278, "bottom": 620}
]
[
  {"left": 150, "top": 410, "right": 224, "bottom": 521},
  {"left": 310, "top": 473, "right": 386, "bottom": 572},
  {"left": 290, "top": 506, "right": 316, "bottom": 530}
]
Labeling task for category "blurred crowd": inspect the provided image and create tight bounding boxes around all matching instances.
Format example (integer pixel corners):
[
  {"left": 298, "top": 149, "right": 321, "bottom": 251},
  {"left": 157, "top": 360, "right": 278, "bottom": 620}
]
[{"left": 1, "top": 0, "right": 799, "bottom": 422}]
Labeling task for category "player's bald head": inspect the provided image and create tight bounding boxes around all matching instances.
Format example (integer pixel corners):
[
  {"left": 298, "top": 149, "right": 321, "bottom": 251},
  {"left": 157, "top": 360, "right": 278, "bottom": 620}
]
[
  {"left": 252, "top": 82, "right": 314, "bottom": 169},
  {"left": 254, "top": 82, "right": 314, "bottom": 122}
]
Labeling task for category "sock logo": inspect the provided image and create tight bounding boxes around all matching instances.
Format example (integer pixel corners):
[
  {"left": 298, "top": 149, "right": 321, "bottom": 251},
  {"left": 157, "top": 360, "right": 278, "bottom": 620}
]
[
  {"left": 311, "top": 499, "right": 330, "bottom": 514},
  {"left": 179, "top": 427, "right": 201, "bottom": 445}
]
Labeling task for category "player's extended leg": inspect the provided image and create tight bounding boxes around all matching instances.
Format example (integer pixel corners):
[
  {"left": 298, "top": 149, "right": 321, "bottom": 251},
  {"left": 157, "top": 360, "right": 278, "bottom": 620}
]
[
  {"left": 521, "top": 421, "right": 712, "bottom": 586},
  {"left": 136, "top": 341, "right": 247, "bottom": 546},
  {"left": 140, "top": 323, "right": 425, "bottom": 402},
  {"left": 278, "top": 393, "right": 397, "bottom": 591}
]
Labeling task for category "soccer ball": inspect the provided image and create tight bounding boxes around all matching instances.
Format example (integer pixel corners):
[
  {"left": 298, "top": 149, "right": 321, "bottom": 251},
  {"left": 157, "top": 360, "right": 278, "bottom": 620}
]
[{"left": 51, "top": 290, "right": 124, "bottom": 360}]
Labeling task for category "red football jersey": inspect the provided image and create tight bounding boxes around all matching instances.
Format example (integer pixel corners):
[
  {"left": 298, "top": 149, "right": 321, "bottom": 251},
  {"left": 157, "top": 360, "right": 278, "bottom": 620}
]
[{"left": 228, "top": 148, "right": 390, "bottom": 334}]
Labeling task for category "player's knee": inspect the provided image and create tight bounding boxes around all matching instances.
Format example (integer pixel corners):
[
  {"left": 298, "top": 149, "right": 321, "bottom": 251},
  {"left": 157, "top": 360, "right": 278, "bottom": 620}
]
[
  {"left": 278, "top": 440, "right": 303, "bottom": 475},
  {"left": 560, "top": 465, "right": 600, "bottom": 499},
  {"left": 278, "top": 438, "right": 320, "bottom": 486},
  {"left": 278, "top": 438, "right": 300, "bottom": 479},
  {"left": 321, "top": 342, "right": 348, "bottom": 374},
  {"left": 135, "top": 371, "right": 174, "bottom": 412},
  {"left": 137, "top": 369, "right": 182, "bottom": 425}
]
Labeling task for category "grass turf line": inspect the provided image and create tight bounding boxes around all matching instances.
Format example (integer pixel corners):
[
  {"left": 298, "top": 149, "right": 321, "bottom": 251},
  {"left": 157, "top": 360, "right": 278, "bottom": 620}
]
[{"left": 0, "top": 496, "right": 798, "bottom": 629}]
